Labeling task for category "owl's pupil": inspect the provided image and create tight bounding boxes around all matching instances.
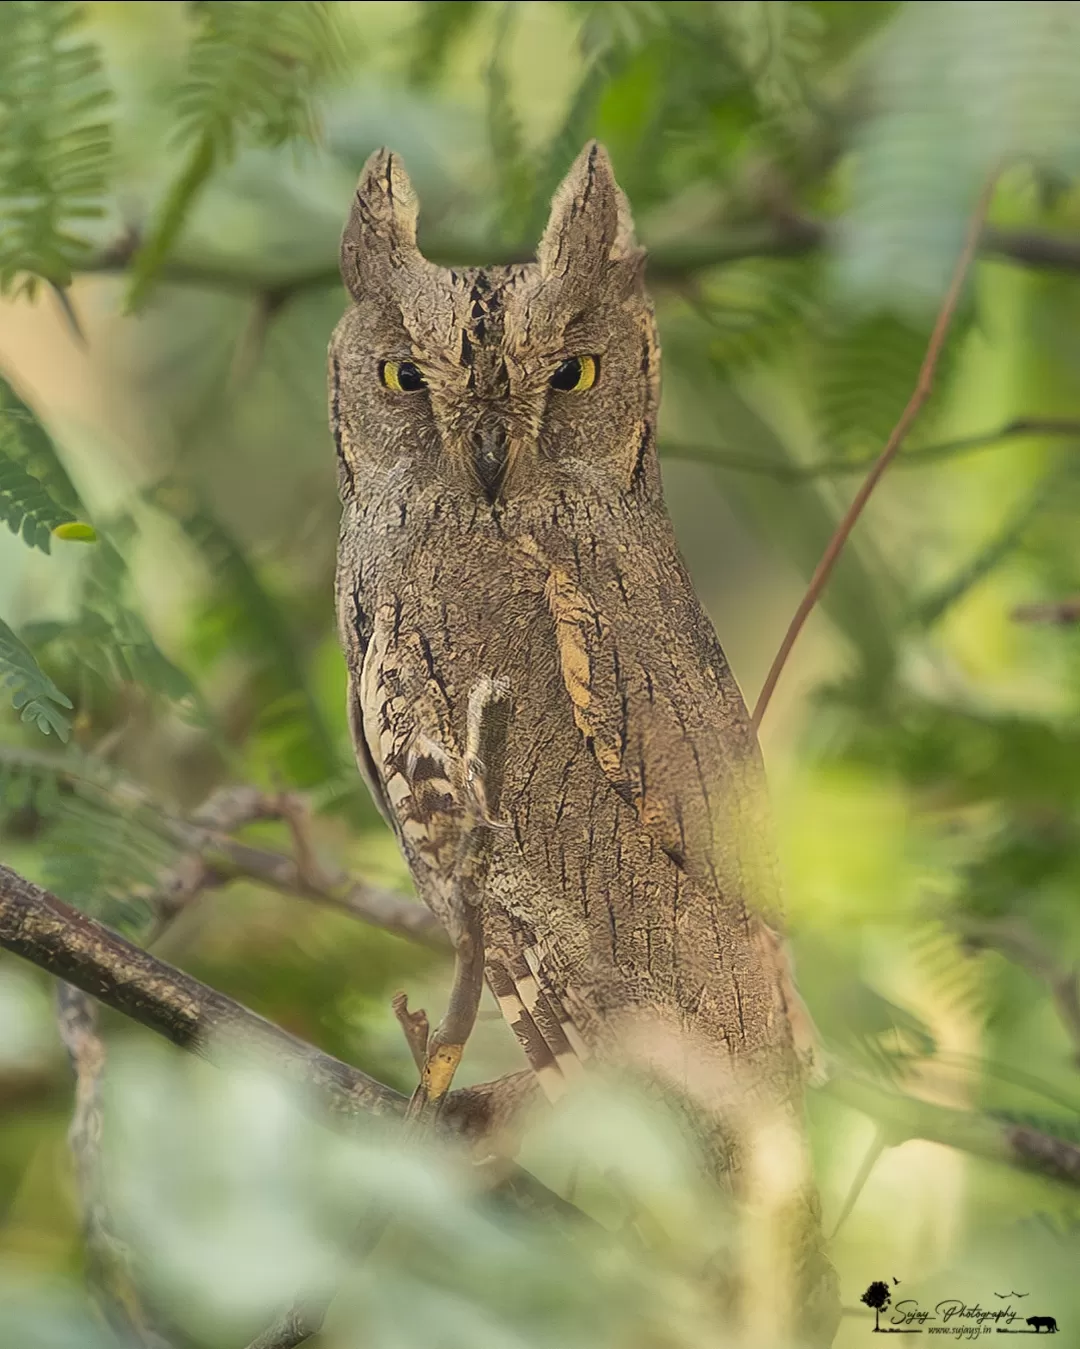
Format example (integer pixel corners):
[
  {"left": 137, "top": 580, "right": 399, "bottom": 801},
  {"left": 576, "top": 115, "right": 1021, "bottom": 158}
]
[
  {"left": 550, "top": 358, "right": 582, "bottom": 391},
  {"left": 396, "top": 361, "right": 425, "bottom": 392}
]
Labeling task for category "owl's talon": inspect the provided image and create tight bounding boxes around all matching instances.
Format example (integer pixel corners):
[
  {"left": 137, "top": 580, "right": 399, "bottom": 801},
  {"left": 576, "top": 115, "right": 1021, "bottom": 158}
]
[{"left": 392, "top": 991, "right": 430, "bottom": 1073}]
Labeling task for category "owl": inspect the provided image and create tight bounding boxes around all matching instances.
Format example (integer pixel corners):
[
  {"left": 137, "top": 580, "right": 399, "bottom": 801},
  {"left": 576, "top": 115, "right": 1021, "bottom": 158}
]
[{"left": 331, "top": 141, "right": 810, "bottom": 1128}]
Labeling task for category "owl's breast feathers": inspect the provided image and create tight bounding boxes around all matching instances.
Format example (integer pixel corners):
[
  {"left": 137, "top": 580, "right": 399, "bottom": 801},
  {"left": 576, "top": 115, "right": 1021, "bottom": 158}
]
[{"left": 341, "top": 506, "right": 798, "bottom": 1101}]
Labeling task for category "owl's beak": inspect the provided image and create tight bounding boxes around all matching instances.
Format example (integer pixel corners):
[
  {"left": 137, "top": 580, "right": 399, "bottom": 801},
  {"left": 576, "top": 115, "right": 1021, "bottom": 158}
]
[{"left": 471, "top": 421, "right": 508, "bottom": 501}]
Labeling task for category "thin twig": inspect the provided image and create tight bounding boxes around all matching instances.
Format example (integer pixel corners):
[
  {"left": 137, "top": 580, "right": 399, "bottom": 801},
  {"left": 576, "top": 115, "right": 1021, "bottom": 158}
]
[
  {"left": 822, "top": 1074, "right": 1080, "bottom": 1190},
  {"left": 74, "top": 218, "right": 1080, "bottom": 305},
  {"left": 1012, "top": 597, "right": 1080, "bottom": 626},
  {"left": 751, "top": 173, "right": 1001, "bottom": 729},
  {"left": 662, "top": 417, "right": 1080, "bottom": 480},
  {"left": 827, "top": 1126, "right": 888, "bottom": 1240},
  {"left": 57, "top": 985, "right": 170, "bottom": 1348},
  {"left": 0, "top": 746, "right": 449, "bottom": 950}
]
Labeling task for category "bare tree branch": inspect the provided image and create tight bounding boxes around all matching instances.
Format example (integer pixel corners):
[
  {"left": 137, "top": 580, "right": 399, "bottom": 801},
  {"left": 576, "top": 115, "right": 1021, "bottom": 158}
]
[
  {"left": 0, "top": 746, "right": 449, "bottom": 950},
  {"left": 0, "top": 861, "right": 488, "bottom": 1129},
  {"left": 751, "top": 172, "right": 1001, "bottom": 729},
  {"left": 76, "top": 215, "right": 1080, "bottom": 310},
  {"left": 824, "top": 1075, "right": 1080, "bottom": 1191},
  {"left": 57, "top": 984, "right": 171, "bottom": 1348},
  {"left": 662, "top": 417, "right": 1080, "bottom": 480},
  {"left": 1012, "top": 597, "right": 1080, "bottom": 626}
]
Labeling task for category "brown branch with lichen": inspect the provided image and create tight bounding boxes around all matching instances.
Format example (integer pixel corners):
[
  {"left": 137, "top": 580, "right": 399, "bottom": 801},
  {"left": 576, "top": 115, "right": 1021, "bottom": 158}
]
[
  {"left": 0, "top": 861, "right": 509, "bottom": 1138},
  {"left": 57, "top": 983, "right": 171, "bottom": 1348},
  {"left": 822, "top": 1075, "right": 1080, "bottom": 1192},
  {"left": 0, "top": 746, "right": 448, "bottom": 950}
]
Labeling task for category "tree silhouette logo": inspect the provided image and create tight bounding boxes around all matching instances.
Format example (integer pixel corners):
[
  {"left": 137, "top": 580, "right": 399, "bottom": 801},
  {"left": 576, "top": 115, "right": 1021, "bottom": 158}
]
[{"left": 861, "top": 1281, "right": 892, "bottom": 1332}]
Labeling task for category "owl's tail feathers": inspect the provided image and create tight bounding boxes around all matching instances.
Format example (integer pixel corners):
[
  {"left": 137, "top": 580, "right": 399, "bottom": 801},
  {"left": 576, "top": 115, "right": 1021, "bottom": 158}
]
[{"left": 488, "top": 949, "right": 590, "bottom": 1102}]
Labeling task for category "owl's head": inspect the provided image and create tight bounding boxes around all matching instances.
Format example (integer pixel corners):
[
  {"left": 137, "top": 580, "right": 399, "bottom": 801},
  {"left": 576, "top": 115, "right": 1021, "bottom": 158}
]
[{"left": 330, "top": 142, "right": 660, "bottom": 507}]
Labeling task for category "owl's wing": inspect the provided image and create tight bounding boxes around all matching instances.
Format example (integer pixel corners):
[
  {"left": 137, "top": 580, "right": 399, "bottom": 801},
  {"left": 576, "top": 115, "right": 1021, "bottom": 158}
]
[
  {"left": 533, "top": 540, "right": 821, "bottom": 1076},
  {"left": 346, "top": 597, "right": 468, "bottom": 915},
  {"left": 346, "top": 595, "right": 589, "bottom": 1100},
  {"left": 338, "top": 582, "right": 395, "bottom": 829},
  {"left": 537, "top": 543, "right": 775, "bottom": 909}
]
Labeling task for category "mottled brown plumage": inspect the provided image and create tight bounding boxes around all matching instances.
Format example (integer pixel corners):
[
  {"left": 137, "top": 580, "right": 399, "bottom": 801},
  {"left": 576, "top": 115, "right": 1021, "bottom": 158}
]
[{"left": 330, "top": 141, "right": 836, "bottom": 1335}]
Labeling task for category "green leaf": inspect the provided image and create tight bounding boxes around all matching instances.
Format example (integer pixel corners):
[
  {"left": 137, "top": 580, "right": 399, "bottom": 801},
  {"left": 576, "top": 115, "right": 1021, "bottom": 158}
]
[
  {"left": 0, "top": 743, "right": 178, "bottom": 933},
  {"left": 124, "top": 131, "right": 217, "bottom": 314},
  {"left": 716, "top": 0, "right": 822, "bottom": 117},
  {"left": 52, "top": 520, "right": 97, "bottom": 542},
  {"left": 0, "top": 1, "right": 112, "bottom": 296},
  {"left": 912, "top": 463, "right": 1066, "bottom": 628},
  {"left": 0, "top": 615, "right": 72, "bottom": 739},
  {"left": 694, "top": 257, "right": 821, "bottom": 373},
  {"left": 662, "top": 319, "right": 899, "bottom": 687},
  {"left": 524, "top": 46, "right": 620, "bottom": 240}
]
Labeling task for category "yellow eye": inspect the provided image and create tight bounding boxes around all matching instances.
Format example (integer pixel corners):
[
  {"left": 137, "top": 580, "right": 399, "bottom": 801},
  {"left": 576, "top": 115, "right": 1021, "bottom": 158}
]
[
  {"left": 380, "top": 359, "right": 426, "bottom": 393},
  {"left": 550, "top": 355, "right": 598, "bottom": 392}
]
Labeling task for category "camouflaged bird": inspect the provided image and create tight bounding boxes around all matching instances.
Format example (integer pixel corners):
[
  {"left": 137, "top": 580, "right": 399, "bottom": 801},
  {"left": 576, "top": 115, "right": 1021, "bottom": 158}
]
[{"left": 331, "top": 142, "right": 819, "bottom": 1139}]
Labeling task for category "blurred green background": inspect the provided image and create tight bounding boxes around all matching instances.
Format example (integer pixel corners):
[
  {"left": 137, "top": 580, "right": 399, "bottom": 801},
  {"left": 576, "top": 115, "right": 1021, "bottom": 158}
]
[{"left": 4, "top": 2, "right": 1080, "bottom": 1345}]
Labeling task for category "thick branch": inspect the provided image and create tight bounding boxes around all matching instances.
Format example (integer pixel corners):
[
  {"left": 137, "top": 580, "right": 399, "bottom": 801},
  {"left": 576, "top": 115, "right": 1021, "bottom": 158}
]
[
  {"left": 0, "top": 862, "right": 499, "bottom": 1134},
  {"left": 75, "top": 218, "right": 1080, "bottom": 307},
  {"left": 0, "top": 863, "right": 401, "bottom": 1119}
]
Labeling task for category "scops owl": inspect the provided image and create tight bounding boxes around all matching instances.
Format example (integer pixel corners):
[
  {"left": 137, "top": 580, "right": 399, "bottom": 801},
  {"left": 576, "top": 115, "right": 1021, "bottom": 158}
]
[{"left": 331, "top": 142, "right": 807, "bottom": 1131}]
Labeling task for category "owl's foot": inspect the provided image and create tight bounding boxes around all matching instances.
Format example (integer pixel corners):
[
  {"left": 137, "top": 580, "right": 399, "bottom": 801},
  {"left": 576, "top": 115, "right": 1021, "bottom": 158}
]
[
  {"left": 406, "top": 1039, "right": 465, "bottom": 1126},
  {"left": 391, "top": 991, "right": 430, "bottom": 1073}
]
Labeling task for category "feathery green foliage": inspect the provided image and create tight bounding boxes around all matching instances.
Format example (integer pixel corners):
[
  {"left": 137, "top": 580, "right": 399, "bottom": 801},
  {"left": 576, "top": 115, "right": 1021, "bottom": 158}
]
[
  {"left": 812, "top": 309, "right": 961, "bottom": 460},
  {"left": 21, "top": 529, "right": 201, "bottom": 717},
  {"left": 145, "top": 480, "right": 339, "bottom": 786},
  {"left": 485, "top": 4, "right": 531, "bottom": 241},
  {"left": 0, "top": 744, "right": 178, "bottom": 932},
  {"left": 0, "top": 616, "right": 72, "bottom": 739},
  {"left": 0, "top": 0, "right": 111, "bottom": 296},
  {"left": 406, "top": 1, "right": 481, "bottom": 88},
  {"left": 3, "top": 3, "right": 1080, "bottom": 1342},
  {"left": 0, "top": 370, "right": 85, "bottom": 515},
  {"left": 126, "top": 0, "right": 340, "bottom": 310},
  {"left": 842, "top": 0, "right": 1080, "bottom": 307},
  {"left": 0, "top": 455, "right": 76, "bottom": 552}
]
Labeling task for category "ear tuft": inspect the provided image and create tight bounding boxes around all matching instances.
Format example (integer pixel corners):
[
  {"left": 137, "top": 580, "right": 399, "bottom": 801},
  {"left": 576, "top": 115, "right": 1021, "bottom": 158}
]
[
  {"left": 538, "top": 141, "right": 639, "bottom": 281},
  {"left": 340, "top": 148, "right": 425, "bottom": 301}
]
